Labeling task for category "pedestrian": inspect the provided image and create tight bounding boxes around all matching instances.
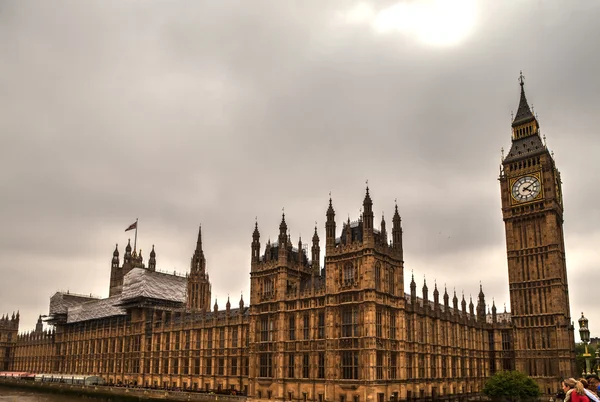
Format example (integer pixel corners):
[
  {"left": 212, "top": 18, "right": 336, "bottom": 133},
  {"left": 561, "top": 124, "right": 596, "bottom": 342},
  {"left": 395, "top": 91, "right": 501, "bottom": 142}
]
[
  {"left": 587, "top": 374, "right": 600, "bottom": 396},
  {"left": 579, "top": 379, "right": 600, "bottom": 402},
  {"left": 563, "top": 378, "right": 590, "bottom": 402}
]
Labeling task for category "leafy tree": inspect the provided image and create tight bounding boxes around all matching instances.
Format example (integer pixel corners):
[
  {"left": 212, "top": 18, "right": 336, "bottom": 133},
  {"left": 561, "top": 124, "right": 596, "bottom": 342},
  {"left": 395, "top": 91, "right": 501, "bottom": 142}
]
[{"left": 483, "top": 370, "right": 540, "bottom": 401}]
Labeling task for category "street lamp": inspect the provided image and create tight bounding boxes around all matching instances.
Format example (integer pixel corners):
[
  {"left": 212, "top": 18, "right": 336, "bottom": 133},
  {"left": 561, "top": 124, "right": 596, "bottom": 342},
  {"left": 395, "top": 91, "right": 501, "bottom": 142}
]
[
  {"left": 578, "top": 312, "right": 591, "bottom": 376},
  {"left": 595, "top": 348, "right": 600, "bottom": 375}
]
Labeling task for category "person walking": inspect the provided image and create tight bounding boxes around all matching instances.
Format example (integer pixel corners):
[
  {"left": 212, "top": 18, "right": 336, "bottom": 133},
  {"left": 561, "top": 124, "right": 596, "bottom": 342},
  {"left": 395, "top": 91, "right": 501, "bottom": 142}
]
[{"left": 563, "top": 378, "right": 591, "bottom": 402}]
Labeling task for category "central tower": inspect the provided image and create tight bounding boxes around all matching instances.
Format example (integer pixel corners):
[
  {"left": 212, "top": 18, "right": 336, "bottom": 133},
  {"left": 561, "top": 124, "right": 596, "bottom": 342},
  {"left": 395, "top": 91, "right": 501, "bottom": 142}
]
[{"left": 499, "top": 74, "right": 576, "bottom": 392}]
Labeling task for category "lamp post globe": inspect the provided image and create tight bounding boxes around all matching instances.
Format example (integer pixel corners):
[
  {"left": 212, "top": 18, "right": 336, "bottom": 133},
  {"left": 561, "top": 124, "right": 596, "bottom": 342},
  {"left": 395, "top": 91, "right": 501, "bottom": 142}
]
[{"left": 579, "top": 312, "right": 592, "bottom": 376}]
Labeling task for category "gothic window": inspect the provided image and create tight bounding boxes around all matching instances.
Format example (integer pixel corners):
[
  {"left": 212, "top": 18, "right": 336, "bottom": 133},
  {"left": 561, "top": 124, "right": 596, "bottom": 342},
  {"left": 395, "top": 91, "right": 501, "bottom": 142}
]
[
  {"left": 317, "top": 311, "right": 325, "bottom": 339},
  {"left": 231, "top": 357, "right": 237, "bottom": 376},
  {"left": 303, "top": 314, "right": 310, "bottom": 340},
  {"left": 259, "top": 353, "right": 272, "bottom": 377},
  {"left": 288, "top": 354, "right": 295, "bottom": 378},
  {"left": 302, "top": 353, "right": 309, "bottom": 378},
  {"left": 406, "top": 353, "right": 413, "bottom": 378},
  {"left": 232, "top": 327, "right": 238, "bottom": 348},
  {"left": 341, "top": 306, "right": 358, "bottom": 338},
  {"left": 289, "top": 315, "right": 296, "bottom": 340},
  {"left": 376, "top": 352, "right": 383, "bottom": 379},
  {"left": 441, "top": 356, "right": 447, "bottom": 377},
  {"left": 343, "top": 263, "right": 355, "bottom": 286},
  {"left": 431, "top": 355, "right": 437, "bottom": 378},
  {"left": 418, "top": 354, "right": 425, "bottom": 378},
  {"left": 318, "top": 353, "right": 325, "bottom": 378},
  {"left": 264, "top": 278, "right": 274, "bottom": 297},
  {"left": 219, "top": 327, "right": 225, "bottom": 348},
  {"left": 390, "top": 312, "right": 396, "bottom": 339},
  {"left": 375, "top": 263, "right": 381, "bottom": 290},
  {"left": 207, "top": 329, "right": 212, "bottom": 349},
  {"left": 376, "top": 308, "right": 382, "bottom": 338},
  {"left": 205, "top": 358, "right": 212, "bottom": 375},
  {"left": 260, "top": 317, "right": 270, "bottom": 342},
  {"left": 341, "top": 351, "right": 359, "bottom": 379},
  {"left": 389, "top": 268, "right": 395, "bottom": 295},
  {"left": 390, "top": 353, "right": 397, "bottom": 379}
]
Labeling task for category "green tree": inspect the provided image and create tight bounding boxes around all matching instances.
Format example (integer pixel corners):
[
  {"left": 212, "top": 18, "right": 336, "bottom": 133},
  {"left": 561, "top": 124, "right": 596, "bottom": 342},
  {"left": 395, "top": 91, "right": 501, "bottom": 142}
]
[{"left": 483, "top": 370, "right": 540, "bottom": 401}]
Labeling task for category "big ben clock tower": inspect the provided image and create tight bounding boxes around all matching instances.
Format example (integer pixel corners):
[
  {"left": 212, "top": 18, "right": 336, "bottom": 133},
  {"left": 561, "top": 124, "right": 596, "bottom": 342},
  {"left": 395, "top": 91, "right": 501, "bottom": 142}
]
[{"left": 500, "top": 73, "right": 576, "bottom": 392}]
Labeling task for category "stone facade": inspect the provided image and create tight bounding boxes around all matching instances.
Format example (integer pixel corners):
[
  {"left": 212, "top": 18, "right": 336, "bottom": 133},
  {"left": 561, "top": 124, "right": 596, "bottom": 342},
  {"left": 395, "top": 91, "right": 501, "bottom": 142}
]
[
  {"left": 6, "top": 78, "right": 576, "bottom": 399},
  {"left": 499, "top": 76, "right": 577, "bottom": 393},
  {"left": 0, "top": 312, "right": 19, "bottom": 371}
]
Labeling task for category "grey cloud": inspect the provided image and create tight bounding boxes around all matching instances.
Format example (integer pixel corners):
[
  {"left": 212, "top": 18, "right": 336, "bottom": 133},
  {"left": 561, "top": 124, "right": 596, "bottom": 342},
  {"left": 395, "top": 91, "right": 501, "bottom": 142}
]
[{"left": 1, "top": 1, "right": 599, "bottom": 336}]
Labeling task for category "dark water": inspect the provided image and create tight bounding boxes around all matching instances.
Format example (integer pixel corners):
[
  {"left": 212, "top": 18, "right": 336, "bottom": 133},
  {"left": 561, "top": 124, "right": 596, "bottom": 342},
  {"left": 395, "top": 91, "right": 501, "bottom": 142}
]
[{"left": 0, "top": 388, "right": 90, "bottom": 401}]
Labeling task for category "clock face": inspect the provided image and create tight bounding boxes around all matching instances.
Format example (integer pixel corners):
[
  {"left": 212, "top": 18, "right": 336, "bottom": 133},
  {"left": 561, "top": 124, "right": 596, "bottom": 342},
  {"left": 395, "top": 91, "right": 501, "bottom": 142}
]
[{"left": 511, "top": 176, "right": 541, "bottom": 203}]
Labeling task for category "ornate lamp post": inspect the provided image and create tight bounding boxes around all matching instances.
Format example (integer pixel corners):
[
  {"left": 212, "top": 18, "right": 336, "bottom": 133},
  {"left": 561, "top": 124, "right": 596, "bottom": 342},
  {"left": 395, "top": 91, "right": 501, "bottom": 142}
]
[
  {"left": 578, "top": 312, "right": 591, "bottom": 376},
  {"left": 595, "top": 348, "right": 600, "bottom": 375}
]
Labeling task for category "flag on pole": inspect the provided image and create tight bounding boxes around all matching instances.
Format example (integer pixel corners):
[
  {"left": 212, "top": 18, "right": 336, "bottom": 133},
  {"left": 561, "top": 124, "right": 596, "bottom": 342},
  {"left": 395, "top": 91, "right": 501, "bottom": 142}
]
[{"left": 125, "top": 221, "right": 137, "bottom": 232}]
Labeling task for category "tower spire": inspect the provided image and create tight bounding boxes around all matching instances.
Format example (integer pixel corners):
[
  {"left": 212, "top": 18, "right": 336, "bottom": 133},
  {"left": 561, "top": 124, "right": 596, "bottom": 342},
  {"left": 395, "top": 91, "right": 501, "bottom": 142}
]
[{"left": 512, "top": 71, "right": 535, "bottom": 127}]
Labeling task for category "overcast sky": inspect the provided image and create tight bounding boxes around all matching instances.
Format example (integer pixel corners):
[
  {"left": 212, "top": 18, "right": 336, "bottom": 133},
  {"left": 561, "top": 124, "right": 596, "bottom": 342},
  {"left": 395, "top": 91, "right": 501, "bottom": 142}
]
[{"left": 1, "top": 1, "right": 599, "bottom": 337}]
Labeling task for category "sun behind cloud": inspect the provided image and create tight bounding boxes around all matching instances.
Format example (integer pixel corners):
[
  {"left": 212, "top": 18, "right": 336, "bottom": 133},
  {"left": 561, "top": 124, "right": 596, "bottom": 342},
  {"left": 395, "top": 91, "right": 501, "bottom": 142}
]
[{"left": 341, "top": 0, "right": 478, "bottom": 47}]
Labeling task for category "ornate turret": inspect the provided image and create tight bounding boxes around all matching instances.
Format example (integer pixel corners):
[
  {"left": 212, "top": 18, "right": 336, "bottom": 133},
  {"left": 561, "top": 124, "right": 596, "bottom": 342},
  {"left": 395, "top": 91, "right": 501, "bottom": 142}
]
[
  {"left": 124, "top": 239, "right": 132, "bottom": 263},
  {"left": 112, "top": 244, "right": 119, "bottom": 268},
  {"left": 239, "top": 294, "right": 244, "bottom": 310},
  {"left": 35, "top": 315, "right": 43, "bottom": 333},
  {"left": 422, "top": 277, "right": 428, "bottom": 302},
  {"left": 251, "top": 221, "right": 261, "bottom": 266},
  {"left": 492, "top": 299, "right": 497, "bottom": 324},
  {"left": 187, "top": 225, "right": 212, "bottom": 312},
  {"left": 279, "top": 212, "right": 288, "bottom": 245},
  {"left": 433, "top": 282, "right": 440, "bottom": 308},
  {"left": 410, "top": 273, "right": 416, "bottom": 304},
  {"left": 311, "top": 225, "right": 320, "bottom": 275},
  {"left": 325, "top": 197, "right": 336, "bottom": 250},
  {"left": 453, "top": 289, "right": 459, "bottom": 311},
  {"left": 380, "top": 212, "right": 387, "bottom": 245},
  {"left": 214, "top": 298, "right": 218, "bottom": 312},
  {"left": 476, "top": 284, "right": 486, "bottom": 320},
  {"left": 461, "top": 293, "right": 467, "bottom": 313},
  {"left": 362, "top": 186, "right": 374, "bottom": 237},
  {"left": 444, "top": 286, "right": 449, "bottom": 308},
  {"left": 469, "top": 296, "right": 474, "bottom": 316},
  {"left": 345, "top": 217, "right": 352, "bottom": 244},
  {"left": 226, "top": 296, "right": 231, "bottom": 313},
  {"left": 148, "top": 245, "right": 156, "bottom": 271},
  {"left": 392, "top": 202, "right": 403, "bottom": 258}
]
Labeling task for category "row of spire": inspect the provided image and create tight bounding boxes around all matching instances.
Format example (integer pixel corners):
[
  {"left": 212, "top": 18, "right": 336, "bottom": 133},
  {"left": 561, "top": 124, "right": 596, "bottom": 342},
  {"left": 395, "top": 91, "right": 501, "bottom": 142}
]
[
  {"left": 112, "top": 239, "right": 156, "bottom": 271},
  {"left": 408, "top": 273, "right": 502, "bottom": 319},
  {"left": 1, "top": 312, "right": 19, "bottom": 321}
]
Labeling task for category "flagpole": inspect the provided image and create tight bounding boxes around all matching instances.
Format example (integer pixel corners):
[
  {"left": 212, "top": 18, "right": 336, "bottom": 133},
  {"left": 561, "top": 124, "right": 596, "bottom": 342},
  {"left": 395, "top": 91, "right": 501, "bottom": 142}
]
[{"left": 134, "top": 218, "right": 138, "bottom": 252}]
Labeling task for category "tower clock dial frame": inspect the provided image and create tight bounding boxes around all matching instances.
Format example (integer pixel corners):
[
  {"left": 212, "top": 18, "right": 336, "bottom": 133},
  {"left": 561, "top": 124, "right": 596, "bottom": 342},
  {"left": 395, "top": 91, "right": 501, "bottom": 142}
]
[{"left": 510, "top": 172, "right": 543, "bottom": 204}]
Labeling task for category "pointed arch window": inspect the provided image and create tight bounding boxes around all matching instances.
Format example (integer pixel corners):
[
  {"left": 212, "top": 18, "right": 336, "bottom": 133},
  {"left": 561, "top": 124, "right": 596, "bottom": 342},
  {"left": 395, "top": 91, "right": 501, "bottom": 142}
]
[{"left": 343, "top": 263, "right": 355, "bottom": 286}]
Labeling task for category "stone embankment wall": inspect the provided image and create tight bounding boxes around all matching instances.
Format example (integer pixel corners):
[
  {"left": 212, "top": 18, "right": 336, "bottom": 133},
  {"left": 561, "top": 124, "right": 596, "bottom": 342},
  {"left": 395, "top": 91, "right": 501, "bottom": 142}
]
[{"left": 0, "top": 378, "right": 247, "bottom": 402}]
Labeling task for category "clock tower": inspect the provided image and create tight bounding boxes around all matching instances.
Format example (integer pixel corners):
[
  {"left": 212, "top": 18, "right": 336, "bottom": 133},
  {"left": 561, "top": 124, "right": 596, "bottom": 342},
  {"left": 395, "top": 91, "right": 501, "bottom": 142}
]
[{"left": 500, "top": 73, "right": 576, "bottom": 392}]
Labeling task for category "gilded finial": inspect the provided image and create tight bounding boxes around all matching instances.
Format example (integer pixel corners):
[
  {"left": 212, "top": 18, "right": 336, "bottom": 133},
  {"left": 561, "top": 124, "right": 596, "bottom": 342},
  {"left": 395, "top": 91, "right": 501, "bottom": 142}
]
[{"left": 518, "top": 70, "right": 525, "bottom": 86}]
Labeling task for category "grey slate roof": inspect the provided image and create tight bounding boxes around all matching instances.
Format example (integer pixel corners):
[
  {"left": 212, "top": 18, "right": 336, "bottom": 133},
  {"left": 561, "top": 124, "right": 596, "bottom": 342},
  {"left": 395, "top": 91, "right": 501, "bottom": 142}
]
[
  {"left": 120, "top": 268, "right": 187, "bottom": 303},
  {"left": 49, "top": 292, "right": 100, "bottom": 316},
  {"left": 512, "top": 83, "right": 535, "bottom": 127},
  {"left": 59, "top": 268, "right": 187, "bottom": 324},
  {"left": 504, "top": 134, "right": 546, "bottom": 163},
  {"left": 67, "top": 295, "right": 126, "bottom": 323}
]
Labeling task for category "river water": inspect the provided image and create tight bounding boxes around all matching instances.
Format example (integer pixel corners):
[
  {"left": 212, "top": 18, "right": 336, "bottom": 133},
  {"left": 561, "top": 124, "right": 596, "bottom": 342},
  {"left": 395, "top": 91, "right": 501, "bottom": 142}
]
[{"left": 0, "top": 387, "right": 90, "bottom": 401}]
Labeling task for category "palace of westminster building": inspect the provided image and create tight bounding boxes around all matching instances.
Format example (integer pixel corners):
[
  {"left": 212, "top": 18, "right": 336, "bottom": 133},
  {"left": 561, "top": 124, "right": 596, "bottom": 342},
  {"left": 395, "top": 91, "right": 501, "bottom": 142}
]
[{"left": 0, "top": 79, "right": 576, "bottom": 400}]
